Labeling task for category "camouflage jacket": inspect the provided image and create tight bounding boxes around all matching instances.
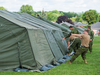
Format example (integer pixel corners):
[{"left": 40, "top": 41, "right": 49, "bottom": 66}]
[
  {"left": 88, "top": 29, "right": 94, "bottom": 40},
  {"left": 65, "top": 28, "right": 80, "bottom": 38}
]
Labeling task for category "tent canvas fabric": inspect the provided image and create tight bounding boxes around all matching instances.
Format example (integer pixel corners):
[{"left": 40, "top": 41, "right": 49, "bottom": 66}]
[
  {"left": 0, "top": 16, "right": 38, "bottom": 71},
  {"left": 0, "top": 10, "right": 69, "bottom": 54},
  {"left": 0, "top": 10, "right": 69, "bottom": 71}
]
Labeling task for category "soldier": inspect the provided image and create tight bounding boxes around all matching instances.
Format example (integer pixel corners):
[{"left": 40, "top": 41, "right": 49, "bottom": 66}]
[
  {"left": 62, "top": 26, "right": 80, "bottom": 40},
  {"left": 87, "top": 26, "right": 94, "bottom": 54},
  {"left": 67, "top": 35, "right": 81, "bottom": 56},
  {"left": 67, "top": 30, "right": 90, "bottom": 64}
]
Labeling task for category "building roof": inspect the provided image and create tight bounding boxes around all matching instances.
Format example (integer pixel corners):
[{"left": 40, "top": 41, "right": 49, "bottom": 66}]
[
  {"left": 91, "top": 22, "right": 100, "bottom": 29},
  {"left": 74, "top": 22, "right": 87, "bottom": 26},
  {"left": 60, "top": 22, "right": 86, "bottom": 34}
]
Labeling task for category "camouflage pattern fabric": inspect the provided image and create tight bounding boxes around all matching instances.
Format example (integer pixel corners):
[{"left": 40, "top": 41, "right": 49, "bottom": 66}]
[
  {"left": 70, "top": 47, "right": 88, "bottom": 62},
  {"left": 65, "top": 28, "right": 80, "bottom": 38},
  {"left": 88, "top": 29, "right": 94, "bottom": 52},
  {"left": 89, "top": 41, "right": 93, "bottom": 52},
  {"left": 69, "top": 38, "right": 81, "bottom": 53}
]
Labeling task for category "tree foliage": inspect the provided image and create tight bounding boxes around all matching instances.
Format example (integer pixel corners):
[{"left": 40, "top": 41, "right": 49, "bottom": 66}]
[
  {"left": 38, "top": 9, "right": 47, "bottom": 19},
  {"left": 61, "top": 11, "right": 82, "bottom": 18},
  {"left": 82, "top": 10, "right": 99, "bottom": 25},
  {"left": 20, "top": 5, "right": 35, "bottom": 16},
  {"left": 98, "top": 13, "right": 100, "bottom": 21},
  {"left": 47, "top": 10, "right": 64, "bottom": 22},
  {"left": 0, "top": 6, "right": 7, "bottom": 10},
  {"left": 70, "top": 17, "right": 76, "bottom": 22},
  {"left": 56, "top": 15, "right": 74, "bottom": 25},
  {"left": 75, "top": 17, "right": 82, "bottom": 22}
]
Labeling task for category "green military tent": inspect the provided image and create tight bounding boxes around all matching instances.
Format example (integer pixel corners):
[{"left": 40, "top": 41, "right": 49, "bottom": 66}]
[{"left": 0, "top": 10, "right": 70, "bottom": 71}]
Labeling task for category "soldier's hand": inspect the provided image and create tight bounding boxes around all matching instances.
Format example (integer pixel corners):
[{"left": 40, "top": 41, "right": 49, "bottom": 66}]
[
  {"left": 62, "top": 38, "right": 65, "bottom": 41},
  {"left": 90, "top": 39, "right": 92, "bottom": 41}
]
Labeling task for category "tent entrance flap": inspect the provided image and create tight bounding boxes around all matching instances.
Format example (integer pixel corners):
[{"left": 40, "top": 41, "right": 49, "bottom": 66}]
[
  {"left": 52, "top": 30, "right": 68, "bottom": 55},
  {"left": 43, "top": 30, "right": 63, "bottom": 60},
  {"left": 27, "top": 29, "right": 55, "bottom": 66}
]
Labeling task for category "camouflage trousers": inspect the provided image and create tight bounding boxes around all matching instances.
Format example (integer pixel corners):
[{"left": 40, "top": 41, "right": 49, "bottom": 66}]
[
  {"left": 89, "top": 41, "right": 93, "bottom": 52},
  {"left": 69, "top": 38, "right": 81, "bottom": 53},
  {"left": 70, "top": 47, "right": 88, "bottom": 63}
]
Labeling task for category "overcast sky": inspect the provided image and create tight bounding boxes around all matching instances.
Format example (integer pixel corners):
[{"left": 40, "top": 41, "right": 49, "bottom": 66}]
[{"left": 0, "top": 0, "right": 100, "bottom": 13}]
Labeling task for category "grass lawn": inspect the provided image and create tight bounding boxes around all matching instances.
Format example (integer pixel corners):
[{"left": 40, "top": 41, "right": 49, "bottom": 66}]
[{"left": 0, "top": 36, "right": 100, "bottom": 75}]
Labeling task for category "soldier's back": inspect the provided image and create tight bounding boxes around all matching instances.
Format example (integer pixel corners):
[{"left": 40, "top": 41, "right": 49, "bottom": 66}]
[{"left": 71, "top": 28, "right": 79, "bottom": 34}]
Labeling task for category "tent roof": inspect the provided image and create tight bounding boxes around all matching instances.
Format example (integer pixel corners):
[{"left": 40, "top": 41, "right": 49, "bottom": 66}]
[
  {"left": 37, "top": 16, "right": 71, "bottom": 32},
  {"left": 0, "top": 10, "right": 60, "bottom": 30},
  {"left": 0, "top": 10, "right": 38, "bottom": 29},
  {"left": 0, "top": 10, "right": 73, "bottom": 35},
  {"left": 91, "top": 22, "right": 100, "bottom": 29},
  {"left": 74, "top": 22, "right": 87, "bottom": 26},
  {"left": 60, "top": 22, "right": 73, "bottom": 26}
]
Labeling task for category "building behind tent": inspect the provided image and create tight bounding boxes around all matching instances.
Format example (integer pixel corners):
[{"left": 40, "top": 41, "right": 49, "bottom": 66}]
[{"left": 91, "top": 21, "right": 100, "bottom": 35}]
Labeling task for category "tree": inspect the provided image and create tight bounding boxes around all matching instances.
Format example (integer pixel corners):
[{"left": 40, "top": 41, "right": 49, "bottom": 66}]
[
  {"left": 56, "top": 15, "right": 74, "bottom": 25},
  {"left": 47, "top": 10, "right": 64, "bottom": 22},
  {"left": 0, "top": 6, "right": 7, "bottom": 10},
  {"left": 75, "top": 17, "right": 82, "bottom": 22},
  {"left": 39, "top": 9, "right": 47, "bottom": 19},
  {"left": 98, "top": 13, "right": 100, "bottom": 21},
  {"left": 61, "top": 11, "right": 83, "bottom": 18},
  {"left": 70, "top": 17, "right": 76, "bottom": 22},
  {"left": 35, "top": 11, "right": 41, "bottom": 17},
  {"left": 20, "top": 5, "right": 35, "bottom": 16},
  {"left": 82, "top": 10, "right": 99, "bottom": 25}
]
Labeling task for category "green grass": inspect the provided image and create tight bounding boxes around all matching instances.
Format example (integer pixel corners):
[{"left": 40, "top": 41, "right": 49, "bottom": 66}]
[{"left": 0, "top": 36, "right": 100, "bottom": 75}]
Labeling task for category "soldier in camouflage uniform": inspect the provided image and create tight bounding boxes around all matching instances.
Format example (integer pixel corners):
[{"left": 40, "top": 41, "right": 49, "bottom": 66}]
[
  {"left": 67, "top": 30, "right": 90, "bottom": 64},
  {"left": 62, "top": 26, "right": 80, "bottom": 40},
  {"left": 67, "top": 35, "right": 81, "bottom": 56},
  {"left": 62, "top": 26, "right": 80, "bottom": 54},
  {"left": 87, "top": 26, "right": 94, "bottom": 54}
]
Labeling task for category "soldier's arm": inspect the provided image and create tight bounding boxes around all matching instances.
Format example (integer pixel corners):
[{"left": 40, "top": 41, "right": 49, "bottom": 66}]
[
  {"left": 65, "top": 30, "right": 75, "bottom": 39},
  {"left": 68, "top": 41, "right": 70, "bottom": 48},
  {"left": 64, "top": 28, "right": 77, "bottom": 39},
  {"left": 65, "top": 33, "right": 70, "bottom": 39},
  {"left": 90, "top": 31, "right": 94, "bottom": 41},
  {"left": 71, "top": 34, "right": 82, "bottom": 38},
  {"left": 62, "top": 33, "right": 71, "bottom": 40},
  {"left": 68, "top": 37, "right": 71, "bottom": 48},
  {"left": 91, "top": 31, "right": 94, "bottom": 40}
]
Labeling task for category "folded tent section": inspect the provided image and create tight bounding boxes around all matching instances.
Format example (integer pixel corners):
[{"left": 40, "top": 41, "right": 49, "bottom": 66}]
[{"left": 0, "top": 10, "right": 70, "bottom": 72}]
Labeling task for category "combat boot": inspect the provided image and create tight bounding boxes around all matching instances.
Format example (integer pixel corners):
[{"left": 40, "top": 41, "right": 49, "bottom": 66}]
[{"left": 67, "top": 61, "right": 71, "bottom": 64}]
